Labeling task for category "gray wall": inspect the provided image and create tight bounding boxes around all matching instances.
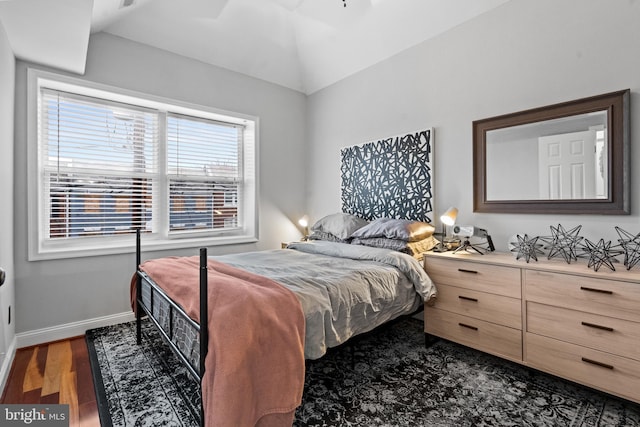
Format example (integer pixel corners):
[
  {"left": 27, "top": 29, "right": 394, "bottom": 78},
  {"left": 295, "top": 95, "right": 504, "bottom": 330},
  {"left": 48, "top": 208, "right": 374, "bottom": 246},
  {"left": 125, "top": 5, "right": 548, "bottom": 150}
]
[
  {"left": 306, "top": 0, "right": 640, "bottom": 251},
  {"left": 0, "top": 20, "right": 15, "bottom": 365},
  {"left": 10, "top": 0, "right": 640, "bottom": 336},
  {"left": 13, "top": 33, "right": 307, "bottom": 333}
]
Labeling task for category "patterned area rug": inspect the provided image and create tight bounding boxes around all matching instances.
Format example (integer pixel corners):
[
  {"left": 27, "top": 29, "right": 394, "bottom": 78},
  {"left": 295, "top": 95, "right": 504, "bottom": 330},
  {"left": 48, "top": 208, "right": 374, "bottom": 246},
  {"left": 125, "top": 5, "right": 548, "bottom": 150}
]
[
  {"left": 87, "top": 318, "right": 640, "bottom": 426},
  {"left": 86, "top": 320, "right": 201, "bottom": 426}
]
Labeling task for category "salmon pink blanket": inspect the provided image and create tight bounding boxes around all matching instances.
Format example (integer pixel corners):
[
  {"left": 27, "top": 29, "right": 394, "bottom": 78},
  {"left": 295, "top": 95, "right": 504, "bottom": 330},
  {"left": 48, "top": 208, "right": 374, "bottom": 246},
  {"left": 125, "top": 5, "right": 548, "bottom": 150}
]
[{"left": 133, "top": 256, "right": 305, "bottom": 427}]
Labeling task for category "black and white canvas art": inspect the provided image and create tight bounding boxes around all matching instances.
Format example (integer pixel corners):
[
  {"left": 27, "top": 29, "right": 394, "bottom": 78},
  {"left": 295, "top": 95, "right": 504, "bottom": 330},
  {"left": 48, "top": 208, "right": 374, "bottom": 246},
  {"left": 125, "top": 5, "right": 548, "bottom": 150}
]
[{"left": 341, "top": 129, "right": 433, "bottom": 222}]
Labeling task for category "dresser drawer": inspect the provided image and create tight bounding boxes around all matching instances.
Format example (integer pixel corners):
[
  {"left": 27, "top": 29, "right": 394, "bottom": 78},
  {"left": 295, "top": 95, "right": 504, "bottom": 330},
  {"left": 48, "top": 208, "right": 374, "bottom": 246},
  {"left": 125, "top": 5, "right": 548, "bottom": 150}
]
[
  {"left": 432, "top": 284, "right": 521, "bottom": 329},
  {"left": 526, "top": 333, "right": 640, "bottom": 403},
  {"left": 527, "top": 302, "right": 640, "bottom": 361},
  {"left": 424, "top": 256, "right": 521, "bottom": 298},
  {"left": 426, "top": 308, "right": 522, "bottom": 361},
  {"left": 524, "top": 270, "right": 640, "bottom": 322}
]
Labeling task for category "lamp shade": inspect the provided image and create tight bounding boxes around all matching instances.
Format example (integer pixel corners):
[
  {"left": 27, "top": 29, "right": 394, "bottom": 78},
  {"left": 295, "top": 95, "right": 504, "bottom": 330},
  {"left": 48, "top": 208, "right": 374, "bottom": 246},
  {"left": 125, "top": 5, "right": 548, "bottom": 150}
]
[
  {"left": 440, "top": 207, "right": 458, "bottom": 226},
  {"left": 298, "top": 215, "right": 309, "bottom": 228}
]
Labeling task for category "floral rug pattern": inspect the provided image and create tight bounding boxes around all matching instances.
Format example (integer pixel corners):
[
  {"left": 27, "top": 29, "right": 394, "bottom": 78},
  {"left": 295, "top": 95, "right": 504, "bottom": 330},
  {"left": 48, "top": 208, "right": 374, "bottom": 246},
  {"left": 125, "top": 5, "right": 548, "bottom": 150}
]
[{"left": 87, "top": 318, "right": 640, "bottom": 426}]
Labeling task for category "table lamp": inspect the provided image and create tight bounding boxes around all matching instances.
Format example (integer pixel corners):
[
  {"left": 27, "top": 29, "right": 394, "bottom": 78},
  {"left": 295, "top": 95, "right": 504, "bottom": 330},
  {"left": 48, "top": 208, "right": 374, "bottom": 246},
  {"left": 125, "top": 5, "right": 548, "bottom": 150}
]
[{"left": 433, "top": 207, "right": 458, "bottom": 252}]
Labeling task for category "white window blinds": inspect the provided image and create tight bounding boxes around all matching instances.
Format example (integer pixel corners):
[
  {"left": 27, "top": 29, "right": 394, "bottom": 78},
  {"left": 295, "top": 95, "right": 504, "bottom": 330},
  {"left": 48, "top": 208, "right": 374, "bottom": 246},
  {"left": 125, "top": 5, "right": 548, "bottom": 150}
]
[
  {"left": 40, "top": 89, "right": 157, "bottom": 239},
  {"left": 31, "top": 71, "right": 257, "bottom": 259},
  {"left": 167, "top": 114, "right": 243, "bottom": 233}
]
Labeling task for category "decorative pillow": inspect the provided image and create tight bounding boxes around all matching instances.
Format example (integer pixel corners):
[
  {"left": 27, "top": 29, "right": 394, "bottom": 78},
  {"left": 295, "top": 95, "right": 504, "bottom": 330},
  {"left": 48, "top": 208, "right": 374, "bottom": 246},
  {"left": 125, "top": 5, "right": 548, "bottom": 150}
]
[
  {"left": 350, "top": 218, "right": 435, "bottom": 242},
  {"left": 308, "top": 230, "right": 346, "bottom": 243},
  {"left": 405, "top": 236, "right": 440, "bottom": 258},
  {"left": 350, "top": 237, "right": 407, "bottom": 251},
  {"left": 310, "top": 213, "right": 368, "bottom": 241},
  {"left": 351, "top": 235, "right": 439, "bottom": 259}
]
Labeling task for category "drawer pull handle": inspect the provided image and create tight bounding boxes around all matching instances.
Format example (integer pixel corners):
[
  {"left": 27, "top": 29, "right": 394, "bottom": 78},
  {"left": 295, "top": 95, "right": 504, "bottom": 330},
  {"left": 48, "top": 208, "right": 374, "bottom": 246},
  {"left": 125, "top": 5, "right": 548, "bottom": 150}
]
[
  {"left": 458, "top": 268, "right": 478, "bottom": 274},
  {"left": 580, "top": 286, "right": 613, "bottom": 295},
  {"left": 581, "top": 357, "right": 614, "bottom": 370},
  {"left": 458, "top": 295, "right": 478, "bottom": 302},
  {"left": 458, "top": 322, "right": 478, "bottom": 331},
  {"left": 581, "top": 321, "right": 614, "bottom": 332}
]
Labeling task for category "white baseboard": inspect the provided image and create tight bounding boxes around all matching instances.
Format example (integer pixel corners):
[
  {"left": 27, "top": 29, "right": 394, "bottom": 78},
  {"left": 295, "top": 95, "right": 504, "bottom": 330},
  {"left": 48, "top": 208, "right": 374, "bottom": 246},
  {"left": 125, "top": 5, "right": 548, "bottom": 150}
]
[
  {"left": 0, "top": 338, "right": 17, "bottom": 397},
  {"left": 0, "top": 312, "right": 134, "bottom": 398},
  {"left": 15, "top": 311, "right": 135, "bottom": 349}
]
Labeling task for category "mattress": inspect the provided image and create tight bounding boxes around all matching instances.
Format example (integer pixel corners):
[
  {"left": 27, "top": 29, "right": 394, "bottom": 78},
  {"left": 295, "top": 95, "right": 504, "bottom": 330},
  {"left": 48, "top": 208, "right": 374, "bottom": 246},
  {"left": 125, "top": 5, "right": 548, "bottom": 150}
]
[{"left": 139, "top": 240, "right": 435, "bottom": 366}]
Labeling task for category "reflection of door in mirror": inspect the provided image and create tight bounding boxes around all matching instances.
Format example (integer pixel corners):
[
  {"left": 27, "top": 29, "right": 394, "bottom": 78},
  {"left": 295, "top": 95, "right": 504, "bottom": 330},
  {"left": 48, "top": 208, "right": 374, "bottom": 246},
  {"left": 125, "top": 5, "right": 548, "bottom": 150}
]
[
  {"left": 538, "top": 129, "right": 606, "bottom": 199},
  {"left": 484, "top": 111, "right": 609, "bottom": 202},
  {"left": 473, "top": 89, "right": 629, "bottom": 214}
]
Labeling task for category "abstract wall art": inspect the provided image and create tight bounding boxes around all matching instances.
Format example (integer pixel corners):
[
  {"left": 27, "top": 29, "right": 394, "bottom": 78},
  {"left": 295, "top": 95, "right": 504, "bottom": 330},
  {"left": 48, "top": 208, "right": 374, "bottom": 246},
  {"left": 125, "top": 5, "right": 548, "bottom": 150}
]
[{"left": 340, "top": 129, "right": 433, "bottom": 222}]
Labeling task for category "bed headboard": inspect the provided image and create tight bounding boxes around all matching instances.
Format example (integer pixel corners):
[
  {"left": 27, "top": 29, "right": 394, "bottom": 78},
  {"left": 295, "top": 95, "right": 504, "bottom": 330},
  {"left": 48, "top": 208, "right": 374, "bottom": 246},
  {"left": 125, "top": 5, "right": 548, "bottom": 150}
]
[{"left": 340, "top": 129, "right": 434, "bottom": 223}]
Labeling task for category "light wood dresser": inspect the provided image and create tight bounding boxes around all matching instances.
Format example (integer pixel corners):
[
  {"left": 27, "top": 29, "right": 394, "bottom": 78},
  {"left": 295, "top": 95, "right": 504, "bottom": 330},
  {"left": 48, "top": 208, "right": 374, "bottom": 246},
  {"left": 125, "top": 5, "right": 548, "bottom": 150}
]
[{"left": 423, "top": 251, "right": 640, "bottom": 404}]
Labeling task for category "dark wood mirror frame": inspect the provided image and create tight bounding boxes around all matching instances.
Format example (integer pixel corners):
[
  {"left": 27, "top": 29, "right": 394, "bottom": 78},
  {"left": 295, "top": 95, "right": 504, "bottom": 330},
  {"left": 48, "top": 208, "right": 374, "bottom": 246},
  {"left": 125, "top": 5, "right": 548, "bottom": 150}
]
[{"left": 473, "top": 89, "right": 630, "bottom": 214}]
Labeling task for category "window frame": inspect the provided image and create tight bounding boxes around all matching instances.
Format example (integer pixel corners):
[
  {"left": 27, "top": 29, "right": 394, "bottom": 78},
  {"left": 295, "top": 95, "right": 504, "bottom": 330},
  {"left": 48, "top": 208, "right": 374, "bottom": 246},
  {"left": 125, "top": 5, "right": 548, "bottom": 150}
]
[{"left": 27, "top": 69, "right": 259, "bottom": 260}]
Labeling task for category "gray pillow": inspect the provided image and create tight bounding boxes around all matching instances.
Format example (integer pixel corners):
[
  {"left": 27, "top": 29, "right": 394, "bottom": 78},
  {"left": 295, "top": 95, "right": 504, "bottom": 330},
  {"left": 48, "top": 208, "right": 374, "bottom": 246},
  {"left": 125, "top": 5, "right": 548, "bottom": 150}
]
[
  {"left": 350, "top": 218, "right": 435, "bottom": 242},
  {"left": 308, "top": 230, "right": 346, "bottom": 243},
  {"left": 310, "top": 213, "right": 368, "bottom": 241},
  {"left": 351, "top": 235, "right": 439, "bottom": 259}
]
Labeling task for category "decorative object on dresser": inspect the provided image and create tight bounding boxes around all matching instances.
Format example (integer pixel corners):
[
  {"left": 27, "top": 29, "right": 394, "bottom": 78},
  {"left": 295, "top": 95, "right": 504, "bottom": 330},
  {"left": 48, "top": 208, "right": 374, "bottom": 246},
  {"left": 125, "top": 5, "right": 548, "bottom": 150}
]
[
  {"left": 423, "top": 251, "right": 640, "bottom": 405},
  {"left": 508, "top": 233, "right": 544, "bottom": 263},
  {"left": 508, "top": 224, "right": 640, "bottom": 272},
  {"left": 616, "top": 226, "right": 640, "bottom": 270},
  {"left": 543, "top": 223, "right": 584, "bottom": 263},
  {"left": 580, "top": 238, "right": 623, "bottom": 272}
]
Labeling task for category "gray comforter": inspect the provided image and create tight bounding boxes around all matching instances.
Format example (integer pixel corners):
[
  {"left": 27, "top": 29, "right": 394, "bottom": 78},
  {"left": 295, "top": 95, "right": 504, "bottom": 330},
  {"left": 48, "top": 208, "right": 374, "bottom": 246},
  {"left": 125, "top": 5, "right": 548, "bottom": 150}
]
[{"left": 212, "top": 241, "right": 436, "bottom": 359}]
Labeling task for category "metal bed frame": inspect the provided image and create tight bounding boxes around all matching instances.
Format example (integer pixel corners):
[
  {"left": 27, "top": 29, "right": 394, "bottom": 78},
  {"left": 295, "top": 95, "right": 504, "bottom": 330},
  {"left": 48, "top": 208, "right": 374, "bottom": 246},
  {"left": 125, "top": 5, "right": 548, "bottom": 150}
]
[
  {"left": 132, "top": 229, "right": 427, "bottom": 425},
  {"left": 134, "top": 229, "right": 208, "bottom": 425}
]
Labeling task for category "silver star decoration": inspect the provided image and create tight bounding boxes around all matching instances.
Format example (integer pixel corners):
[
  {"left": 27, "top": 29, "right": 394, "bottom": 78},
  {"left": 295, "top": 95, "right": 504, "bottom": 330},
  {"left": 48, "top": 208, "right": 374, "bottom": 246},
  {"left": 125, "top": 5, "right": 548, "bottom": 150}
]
[
  {"left": 510, "top": 234, "right": 544, "bottom": 263},
  {"left": 615, "top": 226, "right": 640, "bottom": 270},
  {"left": 542, "top": 224, "right": 584, "bottom": 264},
  {"left": 581, "top": 238, "right": 621, "bottom": 272}
]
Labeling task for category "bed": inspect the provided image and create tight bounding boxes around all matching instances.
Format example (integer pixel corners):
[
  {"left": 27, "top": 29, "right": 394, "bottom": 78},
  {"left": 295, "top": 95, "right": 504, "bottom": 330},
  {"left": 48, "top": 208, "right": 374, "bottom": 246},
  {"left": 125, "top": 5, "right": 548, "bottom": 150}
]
[{"left": 132, "top": 129, "right": 436, "bottom": 426}]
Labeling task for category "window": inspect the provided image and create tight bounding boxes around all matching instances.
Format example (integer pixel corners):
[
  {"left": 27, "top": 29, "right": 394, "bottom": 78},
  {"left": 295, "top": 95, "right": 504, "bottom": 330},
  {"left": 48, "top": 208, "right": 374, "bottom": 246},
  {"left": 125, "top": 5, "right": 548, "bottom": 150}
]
[
  {"left": 166, "top": 114, "right": 243, "bottom": 233},
  {"left": 28, "top": 70, "right": 257, "bottom": 260}
]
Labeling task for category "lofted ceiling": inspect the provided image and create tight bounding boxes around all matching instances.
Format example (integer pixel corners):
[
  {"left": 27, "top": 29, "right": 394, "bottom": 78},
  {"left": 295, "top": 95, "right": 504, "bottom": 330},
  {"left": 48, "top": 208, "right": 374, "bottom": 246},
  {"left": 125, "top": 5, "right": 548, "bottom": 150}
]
[{"left": 0, "top": 0, "right": 510, "bottom": 94}]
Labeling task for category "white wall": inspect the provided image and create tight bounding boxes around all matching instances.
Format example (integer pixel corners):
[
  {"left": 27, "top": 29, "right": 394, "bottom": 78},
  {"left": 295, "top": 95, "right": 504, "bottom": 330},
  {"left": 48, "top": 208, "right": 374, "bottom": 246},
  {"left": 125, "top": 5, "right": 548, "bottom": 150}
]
[
  {"left": 13, "top": 33, "right": 308, "bottom": 334},
  {"left": 307, "top": 0, "right": 640, "bottom": 251},
  {"left": 0, "top": 19, "right": 16, "bottom": 381}
]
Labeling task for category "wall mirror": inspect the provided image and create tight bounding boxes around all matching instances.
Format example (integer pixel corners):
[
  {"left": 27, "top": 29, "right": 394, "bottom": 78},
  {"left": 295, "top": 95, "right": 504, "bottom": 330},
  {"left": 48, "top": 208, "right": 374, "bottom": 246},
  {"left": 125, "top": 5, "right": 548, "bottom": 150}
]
[{"left": 473, "top": 89, "right": 630, "bottom": 214}]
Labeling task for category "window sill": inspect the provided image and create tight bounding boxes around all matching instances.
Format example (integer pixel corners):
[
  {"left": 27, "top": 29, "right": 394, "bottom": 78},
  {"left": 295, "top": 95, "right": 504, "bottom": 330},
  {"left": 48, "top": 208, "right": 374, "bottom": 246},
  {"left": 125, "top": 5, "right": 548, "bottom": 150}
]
[{"left": 28, "top": 234, "right": 259, "bottom": 261}]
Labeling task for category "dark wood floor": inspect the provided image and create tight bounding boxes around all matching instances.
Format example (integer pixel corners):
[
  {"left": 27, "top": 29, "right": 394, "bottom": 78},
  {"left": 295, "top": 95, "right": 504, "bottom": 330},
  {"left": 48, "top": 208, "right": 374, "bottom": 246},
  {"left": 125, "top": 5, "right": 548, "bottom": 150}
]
[{"left": 1, "top": 336, "right": 100, "bottom": 426}]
